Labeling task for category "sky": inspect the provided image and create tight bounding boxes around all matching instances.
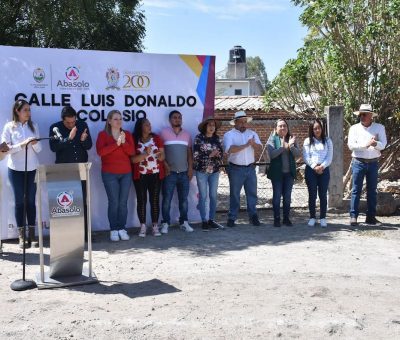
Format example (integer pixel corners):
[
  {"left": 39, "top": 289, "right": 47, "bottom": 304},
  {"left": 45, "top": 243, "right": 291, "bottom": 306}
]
[{"left": 140, "top": 0, "right": 308, "bottom": 80}]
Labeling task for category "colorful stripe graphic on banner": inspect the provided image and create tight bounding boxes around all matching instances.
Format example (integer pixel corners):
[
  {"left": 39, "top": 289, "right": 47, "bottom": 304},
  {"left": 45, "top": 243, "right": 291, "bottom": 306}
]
[{"left": 179, "top": 55, "right": 215, "bottom": 119}]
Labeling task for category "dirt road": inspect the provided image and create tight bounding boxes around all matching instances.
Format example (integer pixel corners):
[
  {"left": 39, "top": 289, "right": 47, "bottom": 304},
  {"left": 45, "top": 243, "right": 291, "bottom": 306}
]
[{"left": 1, "top": 210, "right": 399, "bottom": 339}]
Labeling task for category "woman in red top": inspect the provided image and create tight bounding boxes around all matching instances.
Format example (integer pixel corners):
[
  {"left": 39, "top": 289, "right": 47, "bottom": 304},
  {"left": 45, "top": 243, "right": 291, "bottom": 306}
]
[
  {"left": 96, "top": 110, "right": 134, "bottom": 242},
  {"left": 131, "top": 118, "right": 165, "bottom": 237}
]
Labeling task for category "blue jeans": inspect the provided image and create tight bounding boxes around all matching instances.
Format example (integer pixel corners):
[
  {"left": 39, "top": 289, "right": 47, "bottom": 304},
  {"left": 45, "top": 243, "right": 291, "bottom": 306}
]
[
  {"left": 271, "top": 172, "right": 294, "bottom": 221},
  {"left": 196, "top": 171, "right": 219, "bottom": 221},
  {"left": 162, "top": 171, "right": 190, "bottom": 224},
  {"left": 350, "top": 159, "right": 378, "bottom": 218},
  {"left": 101, "top": 172, "right": 131, "bottom": 230},
  {"left": 227, "top": 164, "right": 257, "bottom": 221},
  {"left": 305, "top": 166, "right": 330, "bottom": 219},
  {"left": 8, "top": 169, "right": 37, "bottom": 227}
]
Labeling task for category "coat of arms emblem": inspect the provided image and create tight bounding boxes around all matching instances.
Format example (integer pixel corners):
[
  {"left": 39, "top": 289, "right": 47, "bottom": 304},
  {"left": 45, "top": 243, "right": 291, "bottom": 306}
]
[{"left": 106, "top": 67, "right": 120, "bottom": 90}]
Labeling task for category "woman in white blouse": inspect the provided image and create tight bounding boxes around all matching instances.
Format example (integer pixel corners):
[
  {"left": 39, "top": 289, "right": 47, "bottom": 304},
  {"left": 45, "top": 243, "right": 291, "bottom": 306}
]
[
  {"left": 1, "top": 99, "right": 42, "bottom": 248},
  {"left": 302, "top": 119, "right": 333, "bottom": 227}
]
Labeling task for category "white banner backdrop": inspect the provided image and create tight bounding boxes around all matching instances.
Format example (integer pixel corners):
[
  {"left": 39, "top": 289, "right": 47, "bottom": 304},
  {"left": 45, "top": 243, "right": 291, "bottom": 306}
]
[{"left": 0, "top": 46, "right": 215, "bottom": 239}]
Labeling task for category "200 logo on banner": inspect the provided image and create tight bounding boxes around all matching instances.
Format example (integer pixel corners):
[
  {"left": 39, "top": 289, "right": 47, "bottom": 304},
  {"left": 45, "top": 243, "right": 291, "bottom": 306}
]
[{"left": 123, "top": 75, "right": 150, "bottom": 89}]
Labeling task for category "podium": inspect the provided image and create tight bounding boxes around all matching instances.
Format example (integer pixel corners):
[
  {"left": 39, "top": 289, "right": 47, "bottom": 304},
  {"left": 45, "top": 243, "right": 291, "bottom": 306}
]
[{"left": 34, "top": 163, "right": 98, "bottom": 289}]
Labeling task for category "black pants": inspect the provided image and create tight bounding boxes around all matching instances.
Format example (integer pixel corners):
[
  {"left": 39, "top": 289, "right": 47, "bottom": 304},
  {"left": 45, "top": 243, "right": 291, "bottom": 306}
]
[{"left": 134, "top": 174, "right": 161, "bottom": 224}]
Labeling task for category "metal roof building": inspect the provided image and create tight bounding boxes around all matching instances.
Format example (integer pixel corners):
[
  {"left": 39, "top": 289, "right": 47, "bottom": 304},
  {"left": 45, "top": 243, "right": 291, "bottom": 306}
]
[{"left": 215, "top": 96, "right": 265, "bottom": 111}]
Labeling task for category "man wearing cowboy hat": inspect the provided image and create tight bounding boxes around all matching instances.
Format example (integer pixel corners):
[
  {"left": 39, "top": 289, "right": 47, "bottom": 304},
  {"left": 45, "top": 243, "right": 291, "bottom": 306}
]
[
  {"left": 348, "top": 103, "right": 387, "bottom": 226},
  {"left": 223, "top": 110, "right": 263, "bottom": 227}
]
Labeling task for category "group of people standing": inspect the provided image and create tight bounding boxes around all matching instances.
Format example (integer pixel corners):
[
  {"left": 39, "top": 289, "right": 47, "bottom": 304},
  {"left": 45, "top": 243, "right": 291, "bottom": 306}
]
[
  {"left": 224, "top": 105, "right": 386, "bottom": 229},
  {"left": 0, "top": 100, "right": 387, "bottom": 248},
  {"left": 223, "top": 111, "right": 330, "bottom": 229}
]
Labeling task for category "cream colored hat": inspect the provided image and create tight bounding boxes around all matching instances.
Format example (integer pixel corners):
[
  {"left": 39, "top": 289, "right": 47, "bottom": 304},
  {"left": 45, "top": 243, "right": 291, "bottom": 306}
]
[
  {"left": 229, "top": 110, "right": 253, "bottom": 126},
  {"left": 353, "top": 104, "right": 378, "bottom": 117}
]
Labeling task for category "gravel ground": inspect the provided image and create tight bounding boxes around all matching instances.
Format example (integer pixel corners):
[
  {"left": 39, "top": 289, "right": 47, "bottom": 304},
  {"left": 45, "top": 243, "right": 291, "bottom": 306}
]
[
  {"left": 217, "top": 172, "right": 309, "bottom": 211},
  {"left": 1, "top": 210, "right": 400, "bottom": 340}
]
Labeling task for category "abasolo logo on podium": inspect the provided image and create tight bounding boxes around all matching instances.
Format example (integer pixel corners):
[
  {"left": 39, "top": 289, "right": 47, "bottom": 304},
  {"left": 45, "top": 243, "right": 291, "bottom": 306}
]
[{"left": 51, "top": 191, "right": 81, "bottom": 218}]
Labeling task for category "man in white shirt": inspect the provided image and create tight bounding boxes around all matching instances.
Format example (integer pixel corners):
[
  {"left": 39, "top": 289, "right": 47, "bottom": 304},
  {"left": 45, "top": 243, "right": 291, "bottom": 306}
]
[
  {"left": 348, "top": 104, "right": 387, "bottom": 226},
  {"left": 223, "top": 111, "right": 262, "bottom": 227}
]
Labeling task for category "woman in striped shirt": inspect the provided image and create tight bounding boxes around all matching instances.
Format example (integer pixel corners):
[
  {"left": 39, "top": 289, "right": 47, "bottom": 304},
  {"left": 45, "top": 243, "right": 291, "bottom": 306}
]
[{"left": 302, "top": 119, "right": 333, "bottom": 228}]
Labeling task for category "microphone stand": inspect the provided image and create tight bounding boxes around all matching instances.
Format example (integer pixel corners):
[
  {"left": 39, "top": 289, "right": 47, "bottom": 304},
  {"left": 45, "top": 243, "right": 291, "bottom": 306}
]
[{"left": 11, "top": 136, "right": 55, "bottom": 291}]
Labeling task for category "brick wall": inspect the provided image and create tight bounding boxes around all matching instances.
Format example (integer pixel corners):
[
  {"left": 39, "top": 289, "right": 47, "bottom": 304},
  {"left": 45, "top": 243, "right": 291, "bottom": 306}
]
[{"left": 214, "top": 109, "right": 352, "bottom": 172}]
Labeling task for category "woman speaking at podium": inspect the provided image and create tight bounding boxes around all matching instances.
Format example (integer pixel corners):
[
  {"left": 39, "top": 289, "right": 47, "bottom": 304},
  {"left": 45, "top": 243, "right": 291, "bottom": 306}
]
[{"left": 1, "top": 99, "right": 42, "bottom": 248}]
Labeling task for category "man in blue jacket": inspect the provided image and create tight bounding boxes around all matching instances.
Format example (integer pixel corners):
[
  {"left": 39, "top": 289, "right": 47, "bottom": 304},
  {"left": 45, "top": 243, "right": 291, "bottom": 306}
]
[{"left": 49, "top": 106, "right": 92, "bottom": 240}]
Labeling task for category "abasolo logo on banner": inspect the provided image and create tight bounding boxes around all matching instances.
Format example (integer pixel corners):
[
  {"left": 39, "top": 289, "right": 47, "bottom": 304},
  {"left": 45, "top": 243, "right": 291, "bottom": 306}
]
[
  {"left": 57, "top": 66, "right": 90, "bottom": 90},
  {"left": 65, "top": 66, "right": 80, "bottom": 81},
  {"left": 51, "top": 191, "right": 81, "bottom": 217}
]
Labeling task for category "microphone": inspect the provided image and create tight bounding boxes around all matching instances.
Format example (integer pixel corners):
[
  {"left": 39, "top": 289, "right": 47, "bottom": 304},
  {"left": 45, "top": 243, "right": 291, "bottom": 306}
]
[{"left": 52, "top": 127, "right": 63, "bottom": 140}]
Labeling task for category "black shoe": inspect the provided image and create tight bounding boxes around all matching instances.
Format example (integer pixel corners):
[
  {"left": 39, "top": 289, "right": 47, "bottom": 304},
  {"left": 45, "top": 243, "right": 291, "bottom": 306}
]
[
  {"left": 208, "top": 220, "right": 223, "bottom": 229},
  {"left": 250, "top": 215, "right": 261, "bottom": 226},
  {"left": 273, "top": 219, "right": 281, "bottom": 228},
  {"left": 365, "top": 216, "right": 381, "bottom": 225},
  {"left": 282, "top": 218, "right": 293, "bottom": 226},
  {"left": 202, "top": 221, "right": 210, "bottom": 232},
  {"left": 350, "top": 217, "right": 358, "bottom": 226},
  {"left": 227, "top": 219, "right": 235, "bottom": 228}
]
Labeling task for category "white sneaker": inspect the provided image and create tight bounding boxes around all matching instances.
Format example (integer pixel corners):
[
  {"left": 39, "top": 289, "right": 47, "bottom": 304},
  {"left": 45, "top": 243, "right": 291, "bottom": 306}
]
[
  {"left": 180, "top": 221, "right": 194, "bottom": 232},
  {"left": 138, "top": 224, "right": 147, "bottom": 238},
  {"left": 160, "top": 223, "right": 169, "bottom": 234},
  {"left": 308, "top": 218, "right": 316, "bottom": 227},
  {"left": 110, "top": 230, "right": 120, "bottom": 242},
  {"left": 152, "top": 224, "right": 161, "bottom": 237},
  {"left": 118, "top": 229, "right": 130, "bottom": 241},
  {"left": 320, "top": 219, "right": 328, "bottom": 228}
]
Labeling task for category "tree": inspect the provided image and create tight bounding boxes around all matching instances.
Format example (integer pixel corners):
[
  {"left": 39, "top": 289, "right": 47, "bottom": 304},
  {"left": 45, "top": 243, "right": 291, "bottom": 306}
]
[
  {"left": 0, "top": 0, "right": 145, "bottom": 52},
  {"left": 247, "top": 56, "right": 271, "bottom": 93},
  {"left": 265, "top": 0, "right": 400, "bottom": 180},
  {"left": 265, "top": 0, "right": 400, "bottom": 179}
]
